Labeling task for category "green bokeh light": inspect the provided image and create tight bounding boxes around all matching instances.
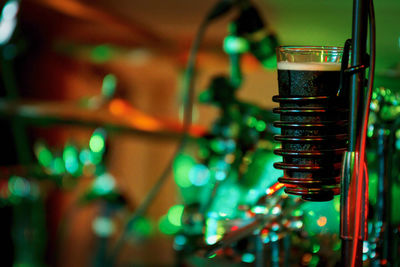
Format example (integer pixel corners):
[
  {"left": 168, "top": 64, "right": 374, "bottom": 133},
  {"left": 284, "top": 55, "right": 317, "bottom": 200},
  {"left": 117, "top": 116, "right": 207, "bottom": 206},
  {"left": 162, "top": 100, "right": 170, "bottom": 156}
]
[
  {"left": 132, "top": 217, "right": 153, "bottom": 237},
  {"left": 167, "top": 205, "right": 184, "bottom": 227},
  {"left": 92, "top": 173, "right": 115, "bottom": 195},
  {"left": 174, "top": 235, "right": 187, "bottom": 246},
  {"left": 256, "top": 120, "right": 266, "bottom": 132},
  {"left": 205, "top": 217, "right": 223, "bottom": 245},
  {"left": 158, "top": 215, "right": 180, "bottom": 235},
  {"left": 247, "top": 116, "right": 257, "bottom": 128},
  {"left": 189, "top": 164, "right": 210, "bottom": 186},
  {"left": 91, "top": 45, "right": 113, "bottom": 63},
  {"left": 309, "top": 255, "right": 320, "bottom": 267},
  {"left": 210, "top": 139, "right": 225, "bottom": 153},
  {"left": 52, "top": 157, "right": 65, "bottom": 175},
  {"left": 173, "top": 154, "right": 195, "bottom": 188},
  {"left": 8, "top": 176, "right": 30, "bottom": 197},
  {"left": 89, "top": 135, "right": 105, "bottom": 153},
  {"left": 312, "top": 244, "right": 320, "bottom": 253},
  {"left": 102, "top": 74, "right": 117, "bottom": 98},
  {"left": 242, "top": 253, "right": 255, "bottom": 263},
  {"left": 63, "top": 144, "right": 79, "bottom": 174},
  {"left": 89, "top": 129, "right": 106, "bottom": 154},
  {"left": 223, "top": 36, "right": 249, "bottom": 54},
  {"left": 292, "top": 209, "right": 303, "bottom": 217},
  {"left": 0, "top": 0, "right": 19, "bottom": 45},
  {"left": 92, "top": 216, "right": 115, "bottom": 237},
  {"left": 79, "top": 149, "right": 91, "bottom": 165},
  {"left": 35, "top": 143, "right": 53, "bottom": 168}
]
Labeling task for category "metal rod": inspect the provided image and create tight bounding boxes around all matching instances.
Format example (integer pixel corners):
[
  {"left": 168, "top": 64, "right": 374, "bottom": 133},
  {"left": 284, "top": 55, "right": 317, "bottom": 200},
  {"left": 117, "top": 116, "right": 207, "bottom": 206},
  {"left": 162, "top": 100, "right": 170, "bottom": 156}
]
[
  {"left": 349, "top": 0, "right": 368, "bottom": 152},
  {"left": 340, "top": 0, "right": 369, "bottom": 265}
]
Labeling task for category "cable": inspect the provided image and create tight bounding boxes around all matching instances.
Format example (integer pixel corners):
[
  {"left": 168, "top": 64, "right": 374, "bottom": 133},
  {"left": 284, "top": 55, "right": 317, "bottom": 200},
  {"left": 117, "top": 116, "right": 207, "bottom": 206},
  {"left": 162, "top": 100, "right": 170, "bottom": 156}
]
[
  {"left": 351, "top": 0, "right": 375, "bottom": 265},
  {"left": 107, "top": 1, "right": 239, "bottom": 264}
]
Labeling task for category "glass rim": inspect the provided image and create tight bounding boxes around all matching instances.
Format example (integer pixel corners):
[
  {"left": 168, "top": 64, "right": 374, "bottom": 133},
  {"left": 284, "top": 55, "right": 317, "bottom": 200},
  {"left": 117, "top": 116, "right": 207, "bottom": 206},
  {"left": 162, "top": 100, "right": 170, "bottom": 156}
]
[{"left": 278, "top": 46, "right": 344, "bottom": 53}]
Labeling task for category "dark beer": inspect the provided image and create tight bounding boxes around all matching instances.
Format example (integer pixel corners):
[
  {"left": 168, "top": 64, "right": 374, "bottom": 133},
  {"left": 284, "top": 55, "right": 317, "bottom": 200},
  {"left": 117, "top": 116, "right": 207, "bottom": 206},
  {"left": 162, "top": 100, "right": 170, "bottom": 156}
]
[
  {"left": 277, "top": 62, "right": 341, "bottom": 97},
  {"left": 273, "top": 62, "right": 348, "bottom": 201}
]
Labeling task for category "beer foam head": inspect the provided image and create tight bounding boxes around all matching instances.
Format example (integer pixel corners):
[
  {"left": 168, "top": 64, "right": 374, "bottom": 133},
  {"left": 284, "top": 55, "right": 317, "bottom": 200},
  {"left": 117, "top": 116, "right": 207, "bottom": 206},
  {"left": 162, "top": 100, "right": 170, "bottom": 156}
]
[{"left": 277, "top": 62, "right": 341, "bottom": 71}]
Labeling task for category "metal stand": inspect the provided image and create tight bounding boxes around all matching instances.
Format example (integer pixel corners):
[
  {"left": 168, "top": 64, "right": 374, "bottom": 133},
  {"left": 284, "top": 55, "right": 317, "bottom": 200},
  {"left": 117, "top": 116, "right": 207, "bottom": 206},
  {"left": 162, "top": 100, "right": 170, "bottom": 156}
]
[{"left": 340, "top": 0, "right": 369, "bottom": 266}]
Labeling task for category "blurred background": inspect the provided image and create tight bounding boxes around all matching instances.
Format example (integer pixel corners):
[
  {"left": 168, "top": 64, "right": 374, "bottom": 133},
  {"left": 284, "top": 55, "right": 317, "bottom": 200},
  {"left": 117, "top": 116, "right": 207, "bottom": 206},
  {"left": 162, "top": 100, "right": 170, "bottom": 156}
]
[{"left": 0, "top": 0, "right": 399, "bottom": 266}]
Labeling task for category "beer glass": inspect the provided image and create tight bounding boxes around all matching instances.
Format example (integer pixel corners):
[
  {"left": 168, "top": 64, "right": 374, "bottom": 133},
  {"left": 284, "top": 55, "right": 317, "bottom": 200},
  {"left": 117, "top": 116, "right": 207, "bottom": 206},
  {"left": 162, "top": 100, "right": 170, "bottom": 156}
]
[{"left": 273, "top": 46, "right": 348, "bottom": 201}]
